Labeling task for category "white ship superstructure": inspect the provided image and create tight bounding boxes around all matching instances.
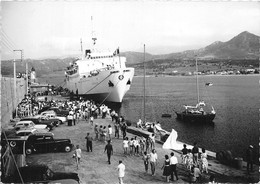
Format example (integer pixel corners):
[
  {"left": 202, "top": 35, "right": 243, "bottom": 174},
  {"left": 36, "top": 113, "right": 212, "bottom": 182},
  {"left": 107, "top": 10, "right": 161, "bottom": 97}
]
[{"left": 65, "top": 47, "right": 134, "bottom": 103}]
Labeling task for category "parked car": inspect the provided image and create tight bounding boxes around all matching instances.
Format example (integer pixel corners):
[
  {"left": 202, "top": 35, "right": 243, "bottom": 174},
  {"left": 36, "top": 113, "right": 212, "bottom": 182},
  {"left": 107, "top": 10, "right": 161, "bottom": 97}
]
[
  {"left": 48, "top": 179, "right": 79, "bottom": 184},
  {"left": 16, "top": 129, "right": 54, "bottom": 137},
  {"left": 25, "top": 132, "right": 73, "bottom": 155},
  {"left": 20, "top": 117, "right": 56, "bottom": 130},
  {"left": 48, "top": 107, "right": 70, "bottom": 116},
  {"left": 34, "top": 114, "right": 62, "bottom": 126},
  {"left": 1, "top": 130, "right": 55, "bottom": 154},
  {"left": 13, "top": 120, "right": 50, "bottom": 131},
  {"left": 38, "top": 106, "right": 69, "bottom": 117},
  {"left": 2, "top": 164, "right": 80, "bottom": 183},
  {"left": 40, "top": 111, "right": 67, "bottom": 124},
  {"left": 1, "top": 131, "right": 29, "bottom": 154}
]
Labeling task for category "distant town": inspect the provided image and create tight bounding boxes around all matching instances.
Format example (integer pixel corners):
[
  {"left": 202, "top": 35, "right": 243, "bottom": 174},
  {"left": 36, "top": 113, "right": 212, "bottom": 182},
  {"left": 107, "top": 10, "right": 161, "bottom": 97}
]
[{"left": 133, "top": 59, "right": 260, "bottom": 76}]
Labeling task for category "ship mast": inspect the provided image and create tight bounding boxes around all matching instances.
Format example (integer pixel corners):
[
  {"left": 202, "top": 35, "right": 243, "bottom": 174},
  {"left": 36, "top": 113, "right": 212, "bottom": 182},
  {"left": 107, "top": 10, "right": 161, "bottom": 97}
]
[
  {"left": 80, "top": 38, "right": 83, "bottom": 60},
  {"left": 195, "top": 57, "right": 200, "bottom": 104},
  {"left": 91, "top": 16, "right": 97, "bottom": 47},
  {"left": 143, "top": 44, "right": 146, "bottom": 123}
]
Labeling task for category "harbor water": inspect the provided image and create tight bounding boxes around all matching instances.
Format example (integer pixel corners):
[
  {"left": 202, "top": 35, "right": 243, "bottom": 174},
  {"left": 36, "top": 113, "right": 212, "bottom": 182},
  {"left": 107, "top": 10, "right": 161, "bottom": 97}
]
[{"left": 117, "top": 75, "right": 259, "bottom": 159}]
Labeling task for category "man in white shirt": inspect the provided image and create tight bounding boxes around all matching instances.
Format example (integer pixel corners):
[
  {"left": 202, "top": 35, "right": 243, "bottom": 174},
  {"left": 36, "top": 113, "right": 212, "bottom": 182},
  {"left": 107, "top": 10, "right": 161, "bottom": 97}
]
[
  {"left": 149, "top": 149, "right": 158, "bottom": 176},
  {"left": 169, "top": 152, "right": 179, "bottom": 181},
  {"left": 117, "top": 160, "right": 125, "bottom": 184}
]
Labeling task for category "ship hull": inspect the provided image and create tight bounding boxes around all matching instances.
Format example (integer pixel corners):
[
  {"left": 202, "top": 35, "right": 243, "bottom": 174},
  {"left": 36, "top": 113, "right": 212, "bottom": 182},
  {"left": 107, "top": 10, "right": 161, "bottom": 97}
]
[
  {"left": 66, "top": 68, "right": 134, "bottom": 103},
  {"left": 175, "top": 111, "right": 216, "bottom": 122}
]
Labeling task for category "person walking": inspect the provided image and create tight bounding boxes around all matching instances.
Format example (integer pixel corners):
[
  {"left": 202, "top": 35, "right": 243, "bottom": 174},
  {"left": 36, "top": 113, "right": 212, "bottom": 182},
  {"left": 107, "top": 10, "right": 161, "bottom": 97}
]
[
  {"left": 114, "top": 121, "right": 120, "bottom": 139},
  {"left": 104, "top": 140, "right": 113, "bottom": 164},
  {"left": 142, "top": 151, "right": 149, "bottom": 173},
  {"left": 169, "top": 152, "right": 179, "bottom": 181},
  {"left": 85, "top": 133, "right": 93, "bottom": 152},
  {"left": 94, "top": 125, "right": 99, "bottom": 140},
  {"left": 162, "top": 155, "right": 171, "bottom": 182},
  {"left": 121, "top": 122, "right": 127, "bottom": 139},
  {"left": 139, "top": 138, "right": 145, "bottom": 155},
  {"left": 117, "top": 160, "right": 125, "bottom": 184},
  {"left": 99, "top": 125, "right": 103, "bottom": 141},
  {"left": 149, "top": 149, "right": 158, "bottom": 176},
  {"left": 246, "top": 145, "right": 254, "bottom": 174},
  {"left": 146, "top": 137, "right": 150, "bottom": 153},
  {"left": 73, "top": 111, "right": 76, "bottom": 125},
  {"left": 149, "top": 134, "right": 155, "bottom": 150},
  {"left": 74, "top": 145, "right": 82, "bottom": 170}
]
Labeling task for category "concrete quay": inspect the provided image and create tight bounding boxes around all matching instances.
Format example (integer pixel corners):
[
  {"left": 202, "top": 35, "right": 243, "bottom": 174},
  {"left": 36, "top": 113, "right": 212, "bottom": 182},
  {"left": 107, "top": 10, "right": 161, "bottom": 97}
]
[{"left": 26, "top": 117, "right": 259, "bottom": 184}]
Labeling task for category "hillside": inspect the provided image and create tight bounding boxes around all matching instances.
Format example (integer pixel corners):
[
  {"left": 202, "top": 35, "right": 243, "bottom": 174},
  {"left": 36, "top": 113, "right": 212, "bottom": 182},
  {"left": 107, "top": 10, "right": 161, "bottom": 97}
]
[
  {"left": 1, "top": 58, "right": 75, "bottom": 77},
  {"left": 155, "top": 31, "right": 260, "bottom": 62}
]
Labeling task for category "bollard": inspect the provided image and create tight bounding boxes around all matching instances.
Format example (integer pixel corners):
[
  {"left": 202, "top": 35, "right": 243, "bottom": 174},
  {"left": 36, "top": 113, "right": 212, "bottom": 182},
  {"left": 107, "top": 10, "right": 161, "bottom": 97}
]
[{"left": 233, "top": 157, "right": 243, "bottom": 169}]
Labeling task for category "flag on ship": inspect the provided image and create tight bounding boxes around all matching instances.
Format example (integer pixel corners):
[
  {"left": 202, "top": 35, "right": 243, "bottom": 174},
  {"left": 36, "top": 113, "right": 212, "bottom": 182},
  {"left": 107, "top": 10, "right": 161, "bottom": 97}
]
[{"left": 113, "top": 48, "right": 120, "bottom": 56}]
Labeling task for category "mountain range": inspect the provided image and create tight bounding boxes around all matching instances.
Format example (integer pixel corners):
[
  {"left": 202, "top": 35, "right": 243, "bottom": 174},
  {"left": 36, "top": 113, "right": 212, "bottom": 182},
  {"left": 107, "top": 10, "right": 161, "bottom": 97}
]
[
  {"left": 1, "top": 31, "right": 259, "bottom": 76},
  {"left": 122, "top": 31, "right": 260, "bottom": 64}
]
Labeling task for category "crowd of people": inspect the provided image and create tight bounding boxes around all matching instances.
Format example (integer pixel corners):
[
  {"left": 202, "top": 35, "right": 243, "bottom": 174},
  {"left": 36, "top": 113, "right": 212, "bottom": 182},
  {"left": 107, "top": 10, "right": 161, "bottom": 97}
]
[
  {"left": 19, "top": 94, "right": 254, "bottom": 184},
  {"left": 77, "top": 104, "right": 217, "bottom": 183}
]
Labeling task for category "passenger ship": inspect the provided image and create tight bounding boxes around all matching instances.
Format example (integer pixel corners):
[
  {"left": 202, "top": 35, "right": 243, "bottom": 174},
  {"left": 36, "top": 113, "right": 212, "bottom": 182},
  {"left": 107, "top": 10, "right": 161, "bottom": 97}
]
[{"left": 65, "top": 37, "right": 135, "bottom": 103}]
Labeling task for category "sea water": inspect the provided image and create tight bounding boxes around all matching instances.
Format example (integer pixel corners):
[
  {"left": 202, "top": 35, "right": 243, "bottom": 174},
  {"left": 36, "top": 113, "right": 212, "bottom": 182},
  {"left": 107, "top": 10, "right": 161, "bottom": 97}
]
[{"left": 118, "top": 75, "right": 259, "bottom": 159}]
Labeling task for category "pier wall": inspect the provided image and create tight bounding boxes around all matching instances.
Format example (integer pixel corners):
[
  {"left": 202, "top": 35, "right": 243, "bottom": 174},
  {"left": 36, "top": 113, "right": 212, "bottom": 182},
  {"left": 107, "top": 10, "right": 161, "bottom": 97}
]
[{"left": 1, "top": 77, "right": 26, "bottom": 128}]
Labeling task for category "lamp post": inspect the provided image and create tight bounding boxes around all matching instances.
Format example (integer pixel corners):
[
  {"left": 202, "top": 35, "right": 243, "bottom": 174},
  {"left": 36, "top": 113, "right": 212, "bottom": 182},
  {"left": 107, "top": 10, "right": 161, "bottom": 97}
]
[
  {"left": 13, "top": 49, "right": 23, "bottom": 117},
  {"left": 13, "top": 53, "right": 17, "bottom": 116}
]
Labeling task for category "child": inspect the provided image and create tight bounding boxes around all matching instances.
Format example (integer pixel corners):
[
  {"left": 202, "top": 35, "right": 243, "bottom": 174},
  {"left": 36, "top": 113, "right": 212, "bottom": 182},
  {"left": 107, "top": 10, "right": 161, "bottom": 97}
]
[
  {"left": 108, "top": 124, "right": 112, "bottom": 140},
  {"left": 90, "top": 115, "right": 94, "bottom": 126},
  {"left": 187, "top": 149, "right": 193, "bottom": 171},
  {"left": 94, "top": 125, "right": 99, "bottom": 140},
  {"left": 142, "top": 151, "right": 149, "bottom": 173},
  {"left": 123, "top": 137, "right": 129, "bottom": 155},
  {"left": 129, "top": 138, "right": 134, "bottom": 156},
  {"left": 190, "top": 165, "right": 201, "bottom": 183},
  {"left": 74, "top": 145, "right": 82, "bottom": 170},
  {"left": 103, "top": 126, "right": 107, "bottom": 142},
  {"left": 201, "top": 148, "right": 208, "bottom": 173},
  {"left": 133, "top": 136, "right": 140, "bottom": 155}
]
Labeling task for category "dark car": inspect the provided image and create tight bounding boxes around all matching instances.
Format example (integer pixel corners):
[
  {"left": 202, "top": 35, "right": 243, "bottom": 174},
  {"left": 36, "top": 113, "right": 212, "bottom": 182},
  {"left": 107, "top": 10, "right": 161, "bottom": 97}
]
[
  {"left": 38, "top": 106, "right": 52, "bottom": 114},
  {"left": 3, "top": 165, "right": 80, "bottom": 183},
  {"left": 1, "top": 131, "right": 29, "bottom": 154},
  {"left": 38, "top": 106, "right": 69, "bottom": 117},
  {"left": 49, "top": 107, "right": 70, "bottom": 116},
  {"left": 25, "top": 133, "right": 73, "bottom": 155},
  {"left": 20, "top": 117, "right": 56, "bottom": 130}
]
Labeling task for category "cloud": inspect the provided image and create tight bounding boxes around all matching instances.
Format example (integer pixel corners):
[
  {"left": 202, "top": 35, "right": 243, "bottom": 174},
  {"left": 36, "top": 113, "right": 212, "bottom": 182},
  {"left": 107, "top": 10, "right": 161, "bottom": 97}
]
[{"left": 2, "top": 1, "right": 260, "bottom": 59}]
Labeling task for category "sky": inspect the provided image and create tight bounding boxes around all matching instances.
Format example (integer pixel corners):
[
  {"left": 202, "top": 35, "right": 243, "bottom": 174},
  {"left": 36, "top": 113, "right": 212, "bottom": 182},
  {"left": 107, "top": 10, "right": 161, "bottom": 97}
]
[{"left": 2, "top": 1, "right": 260, "bottom": 60}]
